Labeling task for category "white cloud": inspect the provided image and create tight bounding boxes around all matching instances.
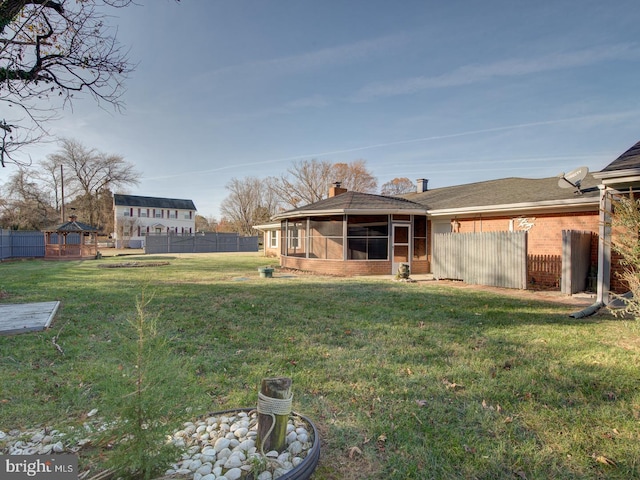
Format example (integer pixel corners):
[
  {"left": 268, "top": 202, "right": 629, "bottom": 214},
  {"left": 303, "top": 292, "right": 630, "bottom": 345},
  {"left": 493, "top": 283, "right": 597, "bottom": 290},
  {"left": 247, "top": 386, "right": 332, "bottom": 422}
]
[
  {"left": 196, "top": 32, "right": 411, "bottom": 83},
  {"left": 352, "top": 43, "right": 640, "bottom": 101}
]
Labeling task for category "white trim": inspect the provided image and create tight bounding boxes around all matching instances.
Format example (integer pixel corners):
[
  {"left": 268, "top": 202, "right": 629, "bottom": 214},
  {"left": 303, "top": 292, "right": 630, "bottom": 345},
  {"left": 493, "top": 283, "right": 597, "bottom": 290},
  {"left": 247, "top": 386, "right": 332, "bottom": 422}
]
[
  {"left": 254, "top": 222, "right": 281, "bottom": 230},
  {"left": 593, "top": 168, "right": 640, "bottom": 179},
  {"left": 427, "top": 196, "right": 598, "bottom": 218}
]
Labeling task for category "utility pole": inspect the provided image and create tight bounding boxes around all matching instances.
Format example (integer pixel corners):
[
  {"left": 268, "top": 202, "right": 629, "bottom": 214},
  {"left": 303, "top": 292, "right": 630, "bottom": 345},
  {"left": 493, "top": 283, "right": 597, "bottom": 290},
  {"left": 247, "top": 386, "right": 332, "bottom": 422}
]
[{"left": 60, "top": 164, "right": 65, "bottom": 223}]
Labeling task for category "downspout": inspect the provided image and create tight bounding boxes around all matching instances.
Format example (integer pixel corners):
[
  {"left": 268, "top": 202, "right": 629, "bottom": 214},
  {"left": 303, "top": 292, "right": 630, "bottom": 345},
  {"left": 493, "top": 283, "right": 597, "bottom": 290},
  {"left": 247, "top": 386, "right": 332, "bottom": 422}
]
[
  {"left": 568, "top": 184, "right": 611, "bottom": 319},
  {"left": 596, "top": 185, "right": 611, "bottom": 306},
  {"left": 569, "top": 302, "right": 603, "bottom": 319}
]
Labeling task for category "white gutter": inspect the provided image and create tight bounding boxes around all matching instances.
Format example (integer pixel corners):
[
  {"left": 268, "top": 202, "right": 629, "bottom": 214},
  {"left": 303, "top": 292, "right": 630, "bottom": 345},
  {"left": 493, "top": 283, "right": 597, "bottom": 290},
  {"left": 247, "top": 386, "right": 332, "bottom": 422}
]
[
  {"left": 426, "top": 196, "right": 598, "bottom": 217},
  {"left": 592, "top": 168, "right": 640, "bottom": 180},
  {"left": 599, "top": 175, "right": 640, "bottom": 186},
  {"left": 253, "top": 222, "right": 280, "bottom": 230}
]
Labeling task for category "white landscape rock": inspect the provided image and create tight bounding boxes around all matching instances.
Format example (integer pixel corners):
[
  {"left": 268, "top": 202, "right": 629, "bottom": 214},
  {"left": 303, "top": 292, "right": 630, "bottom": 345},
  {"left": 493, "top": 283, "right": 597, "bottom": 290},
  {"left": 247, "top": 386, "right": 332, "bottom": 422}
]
[
  {"left": 214, "top": 437, "right": 231, "bottom": 452},
  {"left": 224, "top": 467, "right": 242, "bottom": 480},
  {"left": 1, "top": 411, "right": 315, "bottom": 480}
]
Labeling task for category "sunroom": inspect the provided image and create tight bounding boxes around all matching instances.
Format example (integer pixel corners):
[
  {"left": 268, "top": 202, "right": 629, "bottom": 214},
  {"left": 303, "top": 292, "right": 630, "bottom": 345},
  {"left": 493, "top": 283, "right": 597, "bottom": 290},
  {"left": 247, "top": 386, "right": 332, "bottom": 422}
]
[{"left": 271, "top": 190, "right": 428, "bottom": 276}]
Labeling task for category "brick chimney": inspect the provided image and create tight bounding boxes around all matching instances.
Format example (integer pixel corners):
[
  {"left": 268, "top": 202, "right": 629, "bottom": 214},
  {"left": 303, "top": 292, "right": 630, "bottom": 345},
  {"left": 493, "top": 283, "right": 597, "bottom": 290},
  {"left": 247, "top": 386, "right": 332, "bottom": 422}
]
[
  {"left": 416, "top": 178, "right": 428, "bottom": 193},
  {"left": 329, "top": 181, "right": 348, "bottom": 197}
]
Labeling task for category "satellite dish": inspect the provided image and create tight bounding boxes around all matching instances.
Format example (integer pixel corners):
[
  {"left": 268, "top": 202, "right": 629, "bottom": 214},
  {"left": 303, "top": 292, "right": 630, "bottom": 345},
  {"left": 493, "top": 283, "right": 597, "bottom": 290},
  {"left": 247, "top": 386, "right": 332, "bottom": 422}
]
[{"left": 558, "top": 166, "right": 589, "bottom": 192}]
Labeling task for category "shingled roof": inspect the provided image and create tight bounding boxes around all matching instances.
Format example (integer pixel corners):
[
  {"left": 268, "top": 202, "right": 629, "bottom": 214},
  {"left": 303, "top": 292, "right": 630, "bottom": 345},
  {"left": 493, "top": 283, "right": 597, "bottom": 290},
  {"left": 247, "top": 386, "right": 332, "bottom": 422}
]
[
  {"left": 272, "top": 191, "right": 426, "bottom": 220},
  {"left": 596, "top": 140, "right": 640, "bottom": 174},
  {"left": 401, "top": 174, "right": 600, "bottom": 213},
  {"left": 113, "top": 194, "right": 196, "bottom": 210},
  {"left": 45, "top": 217, "right": 97, "bottom": 233}
]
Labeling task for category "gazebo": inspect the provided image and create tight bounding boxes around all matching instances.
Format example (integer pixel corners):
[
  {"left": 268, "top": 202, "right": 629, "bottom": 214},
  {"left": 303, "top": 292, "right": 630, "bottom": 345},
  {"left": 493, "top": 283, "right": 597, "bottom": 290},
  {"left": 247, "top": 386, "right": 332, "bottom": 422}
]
[{"left": 44, "top": 215, "right": 98, "bottom": 259}]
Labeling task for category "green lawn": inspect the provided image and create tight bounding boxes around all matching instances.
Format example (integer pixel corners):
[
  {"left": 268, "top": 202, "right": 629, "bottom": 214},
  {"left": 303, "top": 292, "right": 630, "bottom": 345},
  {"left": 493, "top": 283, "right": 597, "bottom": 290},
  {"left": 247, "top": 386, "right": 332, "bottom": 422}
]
[{"left": 0, "top": 253, "right": 639, "bottom": 479}]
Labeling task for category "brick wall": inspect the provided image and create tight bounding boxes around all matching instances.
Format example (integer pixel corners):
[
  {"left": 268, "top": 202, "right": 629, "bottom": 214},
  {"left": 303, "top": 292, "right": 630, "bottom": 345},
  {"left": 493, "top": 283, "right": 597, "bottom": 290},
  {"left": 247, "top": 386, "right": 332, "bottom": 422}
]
[
  {"left": 455, "top": 212, "right": 599, "bottom": 256},
  {"left": 281, "top": 256, "right": 430, "bottom": 276}
]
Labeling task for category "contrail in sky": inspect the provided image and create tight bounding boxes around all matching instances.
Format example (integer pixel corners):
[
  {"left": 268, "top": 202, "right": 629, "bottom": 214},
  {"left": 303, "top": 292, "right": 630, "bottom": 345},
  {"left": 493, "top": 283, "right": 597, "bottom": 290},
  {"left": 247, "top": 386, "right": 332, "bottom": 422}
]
[{"left": 144, "top": 111, "right": 635, "bottom": 181}]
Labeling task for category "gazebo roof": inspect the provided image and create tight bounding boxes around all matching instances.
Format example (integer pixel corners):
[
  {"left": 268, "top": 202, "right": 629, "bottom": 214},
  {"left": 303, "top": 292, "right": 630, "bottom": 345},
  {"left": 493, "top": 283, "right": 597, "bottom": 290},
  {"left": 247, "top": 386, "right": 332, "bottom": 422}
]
[{"left": 45, "top": 216, "right": 97, "bottom": 233}]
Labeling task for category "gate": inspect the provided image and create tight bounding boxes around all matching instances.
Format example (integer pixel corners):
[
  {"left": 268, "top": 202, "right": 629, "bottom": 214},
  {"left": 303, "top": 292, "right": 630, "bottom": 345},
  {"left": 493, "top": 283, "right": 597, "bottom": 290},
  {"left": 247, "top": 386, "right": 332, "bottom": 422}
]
[
  {"left": 433, "top": 231, "right": 528, "bottom": 289},
  {"left": 561, "top": 230, "right": 593, "bottom": 294}
]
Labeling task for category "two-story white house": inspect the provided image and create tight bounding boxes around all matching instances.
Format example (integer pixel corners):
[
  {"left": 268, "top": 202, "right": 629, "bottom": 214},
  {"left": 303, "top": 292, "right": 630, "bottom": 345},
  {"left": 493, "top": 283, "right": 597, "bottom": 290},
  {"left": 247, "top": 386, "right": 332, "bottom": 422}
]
[{"left": 113, "top": 194, "right": 197, "bottom": 248}]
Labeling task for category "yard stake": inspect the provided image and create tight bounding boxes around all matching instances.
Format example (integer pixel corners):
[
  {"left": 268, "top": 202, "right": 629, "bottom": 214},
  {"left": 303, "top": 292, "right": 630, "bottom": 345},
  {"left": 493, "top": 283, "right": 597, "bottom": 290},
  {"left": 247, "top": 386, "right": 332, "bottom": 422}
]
[{"left": 257, "top": 377, "right": 292, "bottom": 454}]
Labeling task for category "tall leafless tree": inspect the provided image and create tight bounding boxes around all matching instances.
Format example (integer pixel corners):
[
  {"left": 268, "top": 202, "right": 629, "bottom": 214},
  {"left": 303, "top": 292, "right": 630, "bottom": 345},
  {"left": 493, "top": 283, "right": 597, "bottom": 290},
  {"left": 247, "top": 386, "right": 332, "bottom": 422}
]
[
  {"left": 47, "top": 138, "right": 139, "bottom": 227},
  {"left": 269, "top": 158, "right": 379, "bottom": 209},
  {"left": 380, "top": 177, "right": 416, "bottom": 196},
  {"left": 332, "top": 160, "right": 377, "bottom": 194},
  {"left": 0, "top": 1, "right": 177, "bottom": 167},
  {"left": 220, "top": 177, "right": 277, "bottom": 236},
  {"left": 269, "top": 159, "right": 333, "bottom": 209},
  {"left": 0, "top": 166, "right": 56, "bottom": 228}
]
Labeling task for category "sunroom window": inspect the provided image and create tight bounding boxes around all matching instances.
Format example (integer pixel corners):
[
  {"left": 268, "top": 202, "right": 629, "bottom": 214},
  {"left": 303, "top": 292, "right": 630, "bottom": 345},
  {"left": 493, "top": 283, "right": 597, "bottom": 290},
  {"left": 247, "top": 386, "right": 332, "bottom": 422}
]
[{"left": 347, "top": 215, "right": 388, "bottom": 260}]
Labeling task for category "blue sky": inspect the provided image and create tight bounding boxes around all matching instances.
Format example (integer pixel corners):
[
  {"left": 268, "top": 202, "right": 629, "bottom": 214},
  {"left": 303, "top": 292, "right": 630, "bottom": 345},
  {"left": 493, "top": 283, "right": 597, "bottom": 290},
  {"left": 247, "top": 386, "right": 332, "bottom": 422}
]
[{"left": 15, "top": 0, "right": 640, "bottom": 217}]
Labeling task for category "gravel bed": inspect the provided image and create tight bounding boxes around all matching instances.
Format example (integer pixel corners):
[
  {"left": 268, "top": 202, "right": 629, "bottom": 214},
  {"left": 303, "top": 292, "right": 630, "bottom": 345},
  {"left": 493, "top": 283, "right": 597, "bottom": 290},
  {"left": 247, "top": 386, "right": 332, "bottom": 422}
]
[
  {"left": 166, "top": 411, "right": 315, "bottom": 480},
  {"left": 0, "top": 410, "right": 315, "bottom": 480}
]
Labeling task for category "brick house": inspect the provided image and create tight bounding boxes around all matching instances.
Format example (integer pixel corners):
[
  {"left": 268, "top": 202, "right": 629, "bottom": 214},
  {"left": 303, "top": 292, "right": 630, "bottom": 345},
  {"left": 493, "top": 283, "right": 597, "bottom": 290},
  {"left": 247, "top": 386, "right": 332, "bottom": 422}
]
[
  {"left": 254, "top": 222, "right": 281, "bottom": 258},
  {"left": 264, "top": 176, "right": 600, "bottom": 282},
  {"left": 113, "top": 194, "right": 197, "bottom": 248},
  {"left": 258, "top": 140, "right": 640, "bottom": 301},
  {"left": 269, "top": 183, "right": 429, "bottom": 276},
  {"left": 403, "top": 175, "right": 601, "bottom": 289}
]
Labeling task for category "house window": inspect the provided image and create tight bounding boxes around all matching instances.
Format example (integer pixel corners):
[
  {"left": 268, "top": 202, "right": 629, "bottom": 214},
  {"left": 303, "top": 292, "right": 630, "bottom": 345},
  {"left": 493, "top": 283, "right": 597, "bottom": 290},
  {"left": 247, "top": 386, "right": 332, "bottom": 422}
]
[
  {"left": 347, "top": 215, "right": 388, "bottom": 260},
  {"left": 123, "top": 211, "right": 130, "bottom": 217},
  {"left": 413, "top": 216, "right": 427, "bottom": 260},
  {"left": 284, "top": 221, "right": 306, "bottom": 257},
  {"left": 269, "top": 230, "right": 278, "bottom": 248}
]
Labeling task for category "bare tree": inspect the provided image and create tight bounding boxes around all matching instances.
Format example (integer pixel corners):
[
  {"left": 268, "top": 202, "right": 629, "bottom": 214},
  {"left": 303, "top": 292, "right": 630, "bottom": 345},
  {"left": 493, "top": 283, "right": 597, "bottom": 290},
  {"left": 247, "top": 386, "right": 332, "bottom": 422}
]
[
  {"left": 33, "top": 155, "right": 64, "bottom": 214},
  {"left": 0, "top": 167, "right": 56, "bottom": 228},
  {"left": 270, "top": 158, "right": 378, "bottom": 209},
  {"left": 269, "top": 159, "right": 333, "bottom": 209},
  {"left": 220, "top": 177, "right": 277, "bottom": 236},
  {"left": 0, "top": 1, "right": 177, "bottom": 167},
  {"left": 47, "top": 138, "right": 139, "bottom": 227},
  {"left": 381, "top": 177, "right": 416, "bottom": 196},
  {"left": 332, "top": 160, "right": 377, "bottom": 193},
  {"left": 115, "top": 215, "right": 139, "bottom": 248},
  {"left": 195, "top": 214, "right": 218, "bottom": 233}
]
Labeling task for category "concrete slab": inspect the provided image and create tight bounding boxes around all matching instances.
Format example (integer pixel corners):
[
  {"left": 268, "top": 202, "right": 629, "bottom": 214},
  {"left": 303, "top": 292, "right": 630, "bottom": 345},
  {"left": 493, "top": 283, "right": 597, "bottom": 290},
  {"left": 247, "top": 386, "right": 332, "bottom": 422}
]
[{"left": 0, "top": 301, "right": 60, "bottom": 335}]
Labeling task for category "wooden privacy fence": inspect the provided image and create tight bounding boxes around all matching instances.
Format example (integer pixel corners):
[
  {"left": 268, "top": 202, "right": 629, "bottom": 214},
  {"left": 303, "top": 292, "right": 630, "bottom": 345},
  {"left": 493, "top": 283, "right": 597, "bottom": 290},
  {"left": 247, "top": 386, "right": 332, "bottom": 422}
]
[
  {"left": 0, "top": 229, "right": 45, "bottom": 260},
  {"left": 433, "top": 231, "right": 528, "bottom": 289},
  {"left": 145, "top": 232, "right": 258, "bottom": 254},
  {"left": 561, "top": 230, "right": 593, "bottom": 295},
  {"left": 528, "top": 254, "right": 562, "bottom": 289}
]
